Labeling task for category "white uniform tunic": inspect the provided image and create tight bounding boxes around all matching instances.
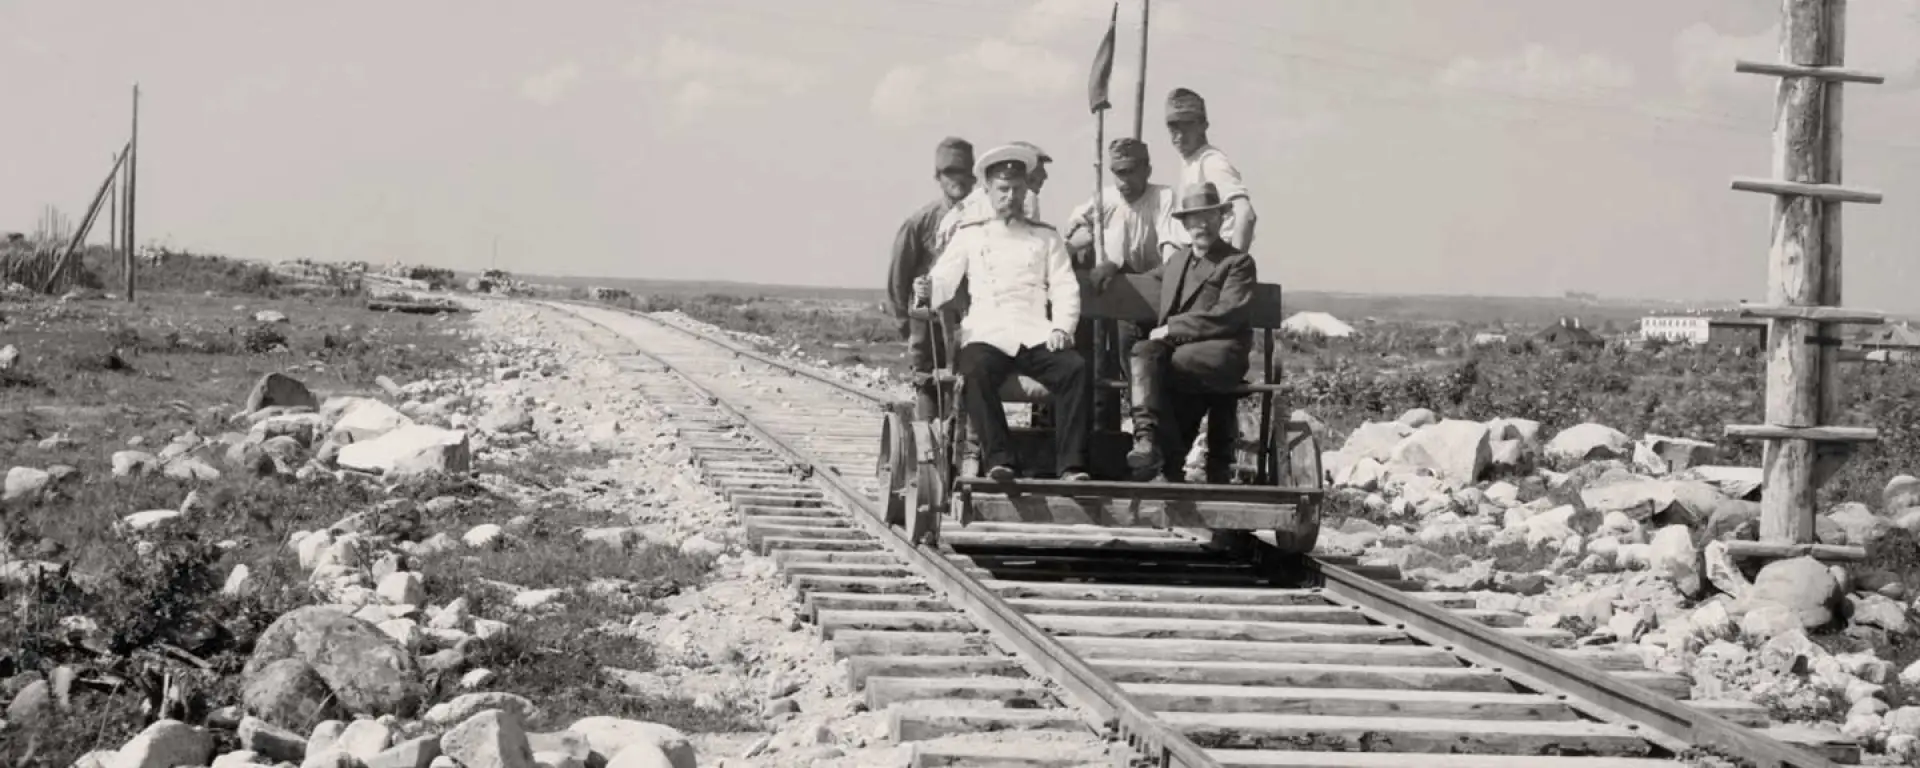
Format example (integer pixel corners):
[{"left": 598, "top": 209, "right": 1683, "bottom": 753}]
[{"left": 928, "top": 218, "right": 1078, "bottom": 356}]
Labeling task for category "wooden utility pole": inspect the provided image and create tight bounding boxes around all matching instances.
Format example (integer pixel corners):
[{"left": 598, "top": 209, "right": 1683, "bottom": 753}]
[
  {"left": 1132, "top": 0, "right": 1150, "bottom": 141},
  {"left": 108, "top": 154, "right": 118, "bottom": 255},
  {"left": 41, "top": 145, "right": 131, "bottom": 293},
  {"left": 124, "top": 83, "right": 139, "bottom": 302},
  {"left": 1724, "top": 0, "right": 1885, "bottom": 563}
]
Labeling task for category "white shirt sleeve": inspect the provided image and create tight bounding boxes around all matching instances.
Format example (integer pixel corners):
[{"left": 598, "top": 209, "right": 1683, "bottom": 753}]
[
  {"left": 1043, "top": 228, "right": 1079, "bottom": 334},
  {"left": 929, "top": 225, "right": 972, "bottom": 310},
  {"left": 1199, "top": 151, "right": 1250, "bottom": 203}
]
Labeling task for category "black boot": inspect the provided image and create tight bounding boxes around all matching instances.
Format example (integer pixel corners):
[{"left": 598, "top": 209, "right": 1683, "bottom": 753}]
[{"left": 1127, "top": 429, "right": 1162, "bottom": 479}]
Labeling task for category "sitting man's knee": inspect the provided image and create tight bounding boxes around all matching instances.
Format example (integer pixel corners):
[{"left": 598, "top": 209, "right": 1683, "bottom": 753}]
[
  {"left": 1130, "top": 338, "right": 1172, "bottom": 358},
  {"left": 1056, "top": 348, "right": 1086, "bottom": 370}
]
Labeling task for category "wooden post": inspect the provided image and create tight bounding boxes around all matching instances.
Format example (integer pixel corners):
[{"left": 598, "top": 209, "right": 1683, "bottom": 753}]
[
  {"left": 124, "top": 83, "right": 139, "bottom": 302},
  {"left": 1724, "top": 0, "right": 1885, "bottom": 564},
  {"left": 1758, "top": 0, "right": 1829, "bottom": 545},
  {"left": 1132, "top": 0, "right": 1150, "bottom": 141},
  {"left": 41, "top": 145, "right": 131, "bottom": 293},
  {"left": 1813, "top": 0, "right": 1850, "bottom": 491},
  {"left": 108, "top": 154, "right": 118, "bottom": 255}
]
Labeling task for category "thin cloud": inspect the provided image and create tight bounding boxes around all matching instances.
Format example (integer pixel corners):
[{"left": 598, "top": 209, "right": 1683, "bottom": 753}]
[
  {"left": 872, "top": 0, "right": 1181, "bottom": 127},
  {"left": 1674, "top": 2, "right": 1920, "bottom": 98},
  {"left": 632, "top": 35, "right": 819, "bottom": 120},
  {"left": 520, "top": 61, "right": 584, "bottom": 105},
  {"left": 1436, "top": 43, "right": 1635, "bottom": 100},
  {"left": 872, "top": 38, "right": 1076, "bottom": 127}
]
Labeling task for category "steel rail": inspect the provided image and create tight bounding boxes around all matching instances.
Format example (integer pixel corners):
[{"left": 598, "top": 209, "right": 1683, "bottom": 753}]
[
  {"left": 527, "top": 296, "right": 1840, "bottom": 768},
  {"left": 635, "top": 304, "right": 901, "bottom": 406},
  {"left": 536, "top": 299, "right": 1223, "bottom": 768},
  {"left": 1312, "top": 559, "right": 1835, "bottom": 768}
]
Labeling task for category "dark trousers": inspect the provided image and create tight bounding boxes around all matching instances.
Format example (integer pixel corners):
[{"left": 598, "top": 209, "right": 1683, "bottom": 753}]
[
  {"left": 957, "top": 342, "right": 1089, "bottom": 473},
  {"left": 1130, "top": 338, "right": 1247, "bottom": 480}
]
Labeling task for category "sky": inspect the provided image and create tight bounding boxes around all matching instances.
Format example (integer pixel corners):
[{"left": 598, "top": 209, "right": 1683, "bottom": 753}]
[{"left": 5, "top": 0, "right": 1920, "bottom": 311}]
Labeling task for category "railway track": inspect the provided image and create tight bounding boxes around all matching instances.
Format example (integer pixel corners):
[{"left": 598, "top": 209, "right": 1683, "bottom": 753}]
[{"left": 523, "top": 298, "right": 1857, "bottom": 768}]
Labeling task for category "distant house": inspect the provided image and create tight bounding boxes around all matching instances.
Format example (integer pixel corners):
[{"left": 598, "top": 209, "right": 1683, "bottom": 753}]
[
  {"left": 1639, "top": 312, "right": 1767, "bottom": 350},
  {"left": 1706, "top": 318, "right": 1767, "bottom": 351},
  {"left": 1858, "top": 322, "right": 1920, "bottom": 362},
  {"left": 1534, "top": 318, "right": 1604, "bottom": 348}
]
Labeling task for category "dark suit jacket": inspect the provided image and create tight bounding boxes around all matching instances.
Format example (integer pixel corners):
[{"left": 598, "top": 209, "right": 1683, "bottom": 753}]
[{"left": 1147, "top": 239, "right": 1257, "bottom": 350}]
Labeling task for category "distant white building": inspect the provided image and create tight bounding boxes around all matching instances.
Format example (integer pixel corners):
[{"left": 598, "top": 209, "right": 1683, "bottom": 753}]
[
  {"left": 1639, "top": 312, "right": 1768, "bottom": 349},
  {"left": 1640, "top": 315, "right": 1712, "bottom": 344}
]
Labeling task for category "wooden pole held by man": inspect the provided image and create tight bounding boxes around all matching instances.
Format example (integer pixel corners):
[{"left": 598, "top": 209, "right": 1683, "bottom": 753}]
[{"left": 1132, "top": 0, "right": 1150, "bottom": 141}]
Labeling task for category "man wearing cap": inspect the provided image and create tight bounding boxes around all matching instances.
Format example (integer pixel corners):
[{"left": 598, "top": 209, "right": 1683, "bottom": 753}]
[
  {"left": 916, "top": 143, "right": 1091, "bottom": 483},
  {"left": 1065, "top": 137, "right": 1174, "bottom": 286},
  {"left": 1126, "top": 181, "right": 1258, "bottom": 483},
  {"left": 1158, "top": 88, "right": 1257, "bottom": 261},
  {"left": 888, "top": 137, "right": 978, "bottom": 419},
  {"left": 936, "top": 141, "right": 1050, "bottom": 255},
  {"left": 1064, "top": 137, "right": 1176, "bottom": 425}
]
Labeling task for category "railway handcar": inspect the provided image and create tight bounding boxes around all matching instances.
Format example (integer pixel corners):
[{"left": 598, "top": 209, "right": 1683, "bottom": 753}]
[{"left": 880, "top": 269, "right": 1325, "bottom": 552}]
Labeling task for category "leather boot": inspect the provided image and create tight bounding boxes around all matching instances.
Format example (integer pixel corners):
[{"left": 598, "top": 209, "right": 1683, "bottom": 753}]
[
  {"left": 1203, "top": 401, "right": 1238, "bottom": 484},
  {"left": 1127, "top": 429, "right": 1161, "bottom": 478},
  {"left": 1127, "top": 348, "right": 1163, "bottom": 479}
]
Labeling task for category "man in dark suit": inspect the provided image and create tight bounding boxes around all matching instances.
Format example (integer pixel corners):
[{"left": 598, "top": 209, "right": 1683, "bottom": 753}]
[{"left": 1126, "top": 182, "right": 1257, "bottom": 482}]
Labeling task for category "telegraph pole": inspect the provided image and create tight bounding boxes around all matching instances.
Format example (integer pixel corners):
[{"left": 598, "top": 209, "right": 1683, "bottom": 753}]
[
  {"left": 123, "top": 83, "right": 139, "bottom": 302},
  {"left": 1723, "top": 0, "right": 1886, "bottom": 563},
  {"left": 108, "top": 154, "right": 118, "bottom": 255}
]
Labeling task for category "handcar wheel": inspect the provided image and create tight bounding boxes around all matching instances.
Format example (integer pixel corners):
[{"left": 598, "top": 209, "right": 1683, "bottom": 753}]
[
  {"left": 881, "top": 409, "right": 916, "bottom": 527},
  {"left": 1269, "top": 418, "right": 1323, "bottom": 555}
]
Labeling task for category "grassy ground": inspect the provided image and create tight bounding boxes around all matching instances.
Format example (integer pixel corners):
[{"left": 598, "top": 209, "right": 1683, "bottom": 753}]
[
  {"left": 593, "top": 290, "right": 901, "bottom": 373},
  {"left": 0, "top": 254, "right": 744, "bottom": 765},
  {"left": 593, "top": 290, "right": 1920, "bottom": 508}
]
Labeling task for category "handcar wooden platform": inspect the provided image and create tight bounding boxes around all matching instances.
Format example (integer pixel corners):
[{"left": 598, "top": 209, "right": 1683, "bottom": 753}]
[{"left": 883, "top": 269, "right": 1326, "bottom": 550}]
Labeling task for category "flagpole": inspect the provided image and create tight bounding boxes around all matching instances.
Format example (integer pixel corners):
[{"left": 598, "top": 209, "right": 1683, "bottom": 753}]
[
  {"left": 1133, "top": 0, "right": 1150, "bottom": 141},
  {"left": 1090, "top": 2, "right": 1116, "bottom": 274},
  {"left": 1092, "top": 114, "right": 1107, "bottom": 274}
]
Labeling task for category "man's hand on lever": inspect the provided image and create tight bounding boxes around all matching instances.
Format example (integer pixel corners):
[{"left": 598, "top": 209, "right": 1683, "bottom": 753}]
[
  {"left": 912, "top": 275, "right": 931, "bottom": 308},
  {"left": 1089, "top": 261, "right": 1119, "bottom": 293},
  {"left": 1148, "top": 325, "right": 1169, "bottom": 342}
]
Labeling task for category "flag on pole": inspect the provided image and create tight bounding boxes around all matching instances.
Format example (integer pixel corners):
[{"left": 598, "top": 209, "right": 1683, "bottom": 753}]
[{"left": 1087, "top": 2, "right": 1119, "bottom": 113}]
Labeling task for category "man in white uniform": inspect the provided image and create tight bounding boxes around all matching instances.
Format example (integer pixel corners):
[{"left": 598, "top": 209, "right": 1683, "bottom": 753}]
[
  {"left": 935, "top": 142, "right": 1050, "bottom": 255},
  {"left": 915, "top": 144, "right": 1090, "bottom": 483}
]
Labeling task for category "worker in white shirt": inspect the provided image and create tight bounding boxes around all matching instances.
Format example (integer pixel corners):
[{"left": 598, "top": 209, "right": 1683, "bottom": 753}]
[
  {"left": 934, "top": 141, "right": 1050, "bottom": 255},
  {"left": 1066, "top": 137, "right": 1171, "bottom": 282},
  {"left": 914, "top": 143, "right": 1090, "bottom": 483},
  {"left": 1157, "top": 88, "right": 1257, "bottom": 261}
]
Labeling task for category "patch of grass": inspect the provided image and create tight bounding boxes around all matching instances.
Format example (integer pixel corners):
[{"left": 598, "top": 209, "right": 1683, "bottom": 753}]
[
  {"left": 460, "top": 587, "right": 757, "bottom": 733},
  {"left": 79, "top": 248, "right": 291, "bottom": 298},
  {"left": 0, "top": 283, "right": 476, "bottom": 767},
  {"left": 590, "top": 291, "right": 907, "bottom": 381},
  {"left": 408, "top": 487, "right": 738, "bottom": 732},
  {"left": 1757, "top": 683, "right": 1852, "bottom": 725},
  {"left": 1807, "top": 527, "right": 1920, "bottom": 711},
  {"left": 475, "top": 445, "right": 618, "bottom": 493}
]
